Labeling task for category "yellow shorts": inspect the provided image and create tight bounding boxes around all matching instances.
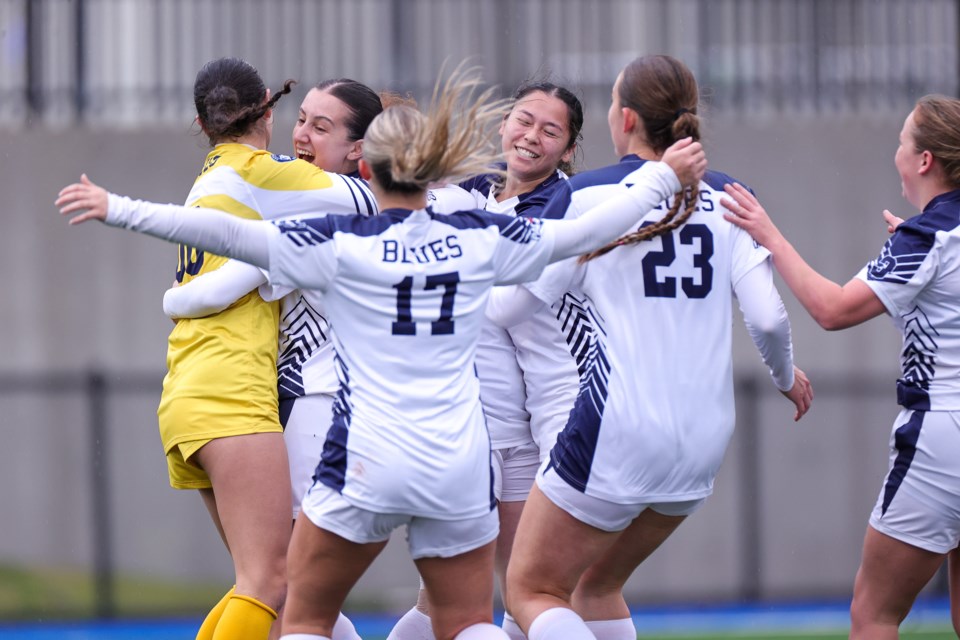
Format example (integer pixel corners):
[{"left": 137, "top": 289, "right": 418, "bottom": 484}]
[
  {"left": 166, "top": 439, "right": 215, "bottom": 490},
  {"left": 158, "top": 389, "right": 282, "bottom": 490}
]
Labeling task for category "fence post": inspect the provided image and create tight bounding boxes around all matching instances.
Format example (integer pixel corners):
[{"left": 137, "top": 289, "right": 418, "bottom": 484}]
[
  {"left": 74, "top": 0, "right": 86, "bottom": 121},
  {"left": 87, "top": 369, "right": 115, "bottom": 618},
  {"left": 737, "top": 374, "right": 762, "bottom": 601}
]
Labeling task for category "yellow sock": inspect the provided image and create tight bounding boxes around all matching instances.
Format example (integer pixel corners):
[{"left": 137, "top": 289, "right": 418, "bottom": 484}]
[
  {"left": 212, "top": 593, "right": 278, "bottom": 640},
  {"left": 196, "top": 586, "right": 236, "bottom": 640}
]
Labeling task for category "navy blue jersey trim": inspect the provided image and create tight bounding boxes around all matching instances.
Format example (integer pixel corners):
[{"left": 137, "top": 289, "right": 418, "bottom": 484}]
[
  {"left": 549, "top": 320, "right": 611, "bottom": 491},
  {"left": 335, "top": 173, "right": 362, "bottom": 214},
  {"left": 896, "top": 305, "right": 938, "bottom": 410},
  {"left": 315, "top": 351, "right": 351, "bottom": 492},
  {"left": 279, "top": 397, "right": 295, "bottom": 430},
  {"left": 880, "top": 410, "right": 924, "bottom": 515},
  {"left": 339, "top": 173, "right": 376, "bottom": 215}
]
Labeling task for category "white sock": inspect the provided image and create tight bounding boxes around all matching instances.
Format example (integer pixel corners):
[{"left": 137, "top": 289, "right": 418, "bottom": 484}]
[
  {"left": 333, "top": 612, "right": 363, "bottom": 640},
  {"left": 501, "top": 612, "right": 527, "bottom": 640},
  {"left": 280, "top": 635, "right": 331, "bottom": 640},
  {"left": 387, "top": 606, "right": 436, "bottom": 640},
  {"left": 585, "top": 617, "right": 636, "bottom": 640},
  {"left": 454, "top": 622, "right": 510, "bottom": 639},
  {"left": 527, "top": 608, "right": 595, "bottom": 640}
]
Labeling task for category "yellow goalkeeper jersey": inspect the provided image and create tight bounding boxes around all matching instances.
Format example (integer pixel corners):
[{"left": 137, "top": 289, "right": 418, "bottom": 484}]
[{"left": 157, "top": 143, "right": 378, "bottom": 454}]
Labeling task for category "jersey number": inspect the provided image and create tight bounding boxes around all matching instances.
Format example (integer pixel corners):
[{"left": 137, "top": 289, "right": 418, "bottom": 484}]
[
  {"left": 176, "top": 244, "right": 205, "bottom": 283},
  {"left": 392, "top": 271, "right": 460, "bottom": 336},
  {"left": 641, "top": 223, "right": 714, "bottom": 298}
]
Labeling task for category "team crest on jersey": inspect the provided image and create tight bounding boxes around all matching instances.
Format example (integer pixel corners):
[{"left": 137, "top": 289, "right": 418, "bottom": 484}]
[
  {"left": 199, "top": 154, "right": 221, "bottom": 175},
  {"left": 867, "top": 241, "right": 927, "bottom": 284},
  {"left": 271, "top": 153, "right": 296, "bottom": 162}
]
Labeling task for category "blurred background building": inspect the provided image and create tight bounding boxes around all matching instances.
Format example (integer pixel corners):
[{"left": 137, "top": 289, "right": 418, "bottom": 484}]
[{"left": 0, "top": 0, "right": 957, "bottom": 621}]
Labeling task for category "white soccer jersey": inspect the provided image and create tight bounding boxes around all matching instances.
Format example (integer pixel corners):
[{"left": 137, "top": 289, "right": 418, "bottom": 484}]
[
  {"left": 533, "top": 156, "right": 770, "bottom": 503},
  {"left": 266, "top": 207, "right": 554, "bottom": 519},
  {"left": 460, "top": 169, "right": 582, "bottom": 450},
  {"left": 272, "top": 183, "right": 470, "bottom": 399},
  {"left": 857, "top": 189, "right": 960, "bottom": 411}
]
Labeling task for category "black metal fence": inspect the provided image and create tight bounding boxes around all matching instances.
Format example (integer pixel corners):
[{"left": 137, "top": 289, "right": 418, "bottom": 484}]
[{"left": 1, "top": 0, "right": 956, "bottom": 128}]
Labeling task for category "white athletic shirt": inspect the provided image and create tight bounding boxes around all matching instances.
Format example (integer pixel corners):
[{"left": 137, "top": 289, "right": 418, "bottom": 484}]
[
  {"left": 266, "top": 208, "right": 555, "bottom": 518},
  {"left": 532, "top": 156, "right": 786, "bottom": 503},
  {"left": 857, "top": 189, "right": 960, "bottom": 411},
  {"left": 165, "top": 180, "right": 474, "bottom": 401},
  {"left": 459, "top": 168, "right": 570, "bottom": 448}
]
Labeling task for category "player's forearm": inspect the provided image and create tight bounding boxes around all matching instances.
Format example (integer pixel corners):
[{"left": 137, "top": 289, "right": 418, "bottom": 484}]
[
  {"left": 765, "top": 237, "right": 848, "bottom": 330},
  {"left": 547, "top": 162, "right": 680, "bottom": 261},
  {"left": 106, "top": 194, "right": 273, "bottom": 270}
]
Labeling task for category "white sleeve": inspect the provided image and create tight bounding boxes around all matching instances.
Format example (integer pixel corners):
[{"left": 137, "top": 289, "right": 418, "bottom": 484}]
[
  {"left": 162, "top": 260, "right": 267, "bottom": 319},
  {"left": 428, "top": 184, "right": 479, "bottom": 213},
  {"left": 544, "top": 161, "right": 680, "bottom": 262},
  {"left": 735, "top": 259, "right": 795, "bottom": 391},
  {"left": 485, "top": 285, "right": 547, "bottom": 328},
  {"left": 106, "top": 194, "right": 275, "bottom": 269}
]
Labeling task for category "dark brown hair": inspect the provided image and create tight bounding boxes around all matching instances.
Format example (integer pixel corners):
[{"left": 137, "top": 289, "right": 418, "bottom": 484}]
[
  {"left": 581, "top": 55, "right": 701, "bottom": 263},
  {"left": 193, "top": 57, "right": 294, "bottom": 145}
]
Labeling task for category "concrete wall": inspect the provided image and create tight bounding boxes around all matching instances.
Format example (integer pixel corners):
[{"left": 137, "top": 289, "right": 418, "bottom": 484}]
[{"left": 0, "top": 107, "right": 914, "bottom": 609}]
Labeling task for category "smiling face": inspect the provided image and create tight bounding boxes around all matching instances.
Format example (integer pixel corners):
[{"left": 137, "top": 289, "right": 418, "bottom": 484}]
[
  {"left": 292, "top": 87, "right": 362, "bottom": 173},
  {"left": 499, "top": 90, "right": 575, "bottom": 184}
]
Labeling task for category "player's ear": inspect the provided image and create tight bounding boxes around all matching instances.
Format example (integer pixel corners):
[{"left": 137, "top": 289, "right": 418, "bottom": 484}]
[
  {"left": 347, "top": 139, "right": 364, "bottom": 163},
  {"left": 357, "top": 158, "right": 372, "bottom": 180}
]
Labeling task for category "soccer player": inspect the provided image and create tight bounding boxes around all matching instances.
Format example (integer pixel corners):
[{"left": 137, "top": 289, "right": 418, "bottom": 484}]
[
  {"left": 389, "top": 81, "right": 586, "bottom": 640},
  {"left": 722, "top": 94, "right": 960, "bottom": 639},
  {"left": 497, "top": 55, "right": 813, "bottom": 640},
  {"left": 117, "top": 57, "right": 379, "bottom": 640},
  {"left": 162, "top": 77, "right": 471, "bottom": 533},
  {"left": 57, "top": 67, "right": 707, "bottom": 640}
]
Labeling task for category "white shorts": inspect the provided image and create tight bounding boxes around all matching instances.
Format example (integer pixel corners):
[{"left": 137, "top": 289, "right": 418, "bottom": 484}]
[
  {"left": 301, "top": 482, "right": 500, "bottom": 559},
  {"left": 281, "top": 394, "right": 335, "bottom": 519},
  {"left": 537, "top": 462, "right": 704, "bottom": 532},
  {"left": 869, "top": 409, "right": 960, "bottom": 554},
  {"left": 492, "top": 440, "right": 540, "bottom": 502}
]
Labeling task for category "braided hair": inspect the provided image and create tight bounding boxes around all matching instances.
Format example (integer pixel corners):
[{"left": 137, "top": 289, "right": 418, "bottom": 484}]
[
  {"left": 580, "top": 55, "right": 701, "bottom": 264},
  {"left": 194, "top": 57, "right": 295, "bottom": 145}
]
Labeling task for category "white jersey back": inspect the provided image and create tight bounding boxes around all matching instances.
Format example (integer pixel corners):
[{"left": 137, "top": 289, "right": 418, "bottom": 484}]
[
  {"left": 535, "top": 156, "right": 768, "bottom": 503},
  {"left": 272, "top": 181, "right": 468, "bottom": 400},
  {"left": 857, "top": 189, "right": 960, "bottom": 411},
  {"left": 266, "top": 207, "right": 553, "bottom": 519}
]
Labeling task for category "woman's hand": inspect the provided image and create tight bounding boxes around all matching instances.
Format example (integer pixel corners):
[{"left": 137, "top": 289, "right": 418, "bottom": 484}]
[
  {"left": 56, "top": 174, "right": 109, "bottom": 224},
  {"left": 883, "top": 209, "right": 905, "bottom": 234},
  {"left": 661, "top": 137, "right": 707, "bottom": 189},
  {"left": 782, "top": 365, "right": 813, "bottom": 422},
  {"left": 721, "top": 182, "right": 785, "bottom": 250}
]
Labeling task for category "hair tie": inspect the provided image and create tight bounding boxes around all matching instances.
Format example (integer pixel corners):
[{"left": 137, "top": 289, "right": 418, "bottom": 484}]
[{"left": 674, "top": 107, "right": 691, "bottom": 120}]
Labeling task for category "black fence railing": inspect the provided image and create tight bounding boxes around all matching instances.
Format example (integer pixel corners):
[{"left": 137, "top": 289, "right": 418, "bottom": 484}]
[{"left": 0, "top": 0, "right": 956, "bottom": 128}]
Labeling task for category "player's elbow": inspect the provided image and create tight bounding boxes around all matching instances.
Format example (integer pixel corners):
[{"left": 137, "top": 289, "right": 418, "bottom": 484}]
[{"left": 812, "top": 309, "right": 851, "bottom": 331}]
